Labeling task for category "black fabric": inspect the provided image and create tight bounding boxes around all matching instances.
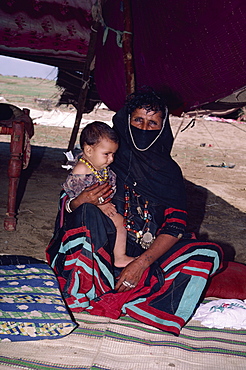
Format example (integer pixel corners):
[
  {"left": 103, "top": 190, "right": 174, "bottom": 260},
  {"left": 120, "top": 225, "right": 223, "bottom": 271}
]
[
  {"left": 130, "top": 125, "right": 161, "bottom": 150},
  {"left": 0, "top": 255, "right": 45, "bottom": 265},
  {"left": 111, "top": 107, "right": 187, "bottom": 210}
]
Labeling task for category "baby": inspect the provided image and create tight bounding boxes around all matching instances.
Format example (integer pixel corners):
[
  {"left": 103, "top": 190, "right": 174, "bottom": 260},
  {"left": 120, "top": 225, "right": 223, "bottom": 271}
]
[{"left": 63, "top": 121, "right": 134, "bottom": 268}]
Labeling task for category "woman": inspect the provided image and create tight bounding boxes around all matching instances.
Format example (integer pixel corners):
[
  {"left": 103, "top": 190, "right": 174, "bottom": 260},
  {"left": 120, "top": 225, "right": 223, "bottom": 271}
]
[{"left": 46, "top": 89, "right": 223, "bottom": 336}]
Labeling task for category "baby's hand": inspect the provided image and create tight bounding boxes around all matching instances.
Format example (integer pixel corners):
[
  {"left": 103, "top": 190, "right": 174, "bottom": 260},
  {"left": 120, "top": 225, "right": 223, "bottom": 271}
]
[{"left": 98, "top": 202, "right": 117, "bottom": 218}]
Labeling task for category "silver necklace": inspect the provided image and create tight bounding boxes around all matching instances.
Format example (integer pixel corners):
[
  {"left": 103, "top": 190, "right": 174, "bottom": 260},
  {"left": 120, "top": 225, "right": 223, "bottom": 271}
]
[{"left": 128, "top": 106, "right": 168, "bottom": 151}]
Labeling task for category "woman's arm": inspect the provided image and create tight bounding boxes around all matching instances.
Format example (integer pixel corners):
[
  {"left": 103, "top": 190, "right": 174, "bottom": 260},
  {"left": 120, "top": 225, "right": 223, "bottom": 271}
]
[
  {"left": 115, "top": 233, "right": 178, "bottom": 292},
  {"left": 115, "top": 205, "right": 187, "bottom": 292},
  {"left": 135, "top": 233, "right": 178, "bottom": 269}
]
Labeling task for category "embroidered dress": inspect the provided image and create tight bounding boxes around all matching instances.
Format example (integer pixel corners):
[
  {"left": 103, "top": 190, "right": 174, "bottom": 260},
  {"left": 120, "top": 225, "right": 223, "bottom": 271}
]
[
  {"left": 46, "top": 107, "right": 223, "bottom": 335},
  {"left": 63, "top": 169, "right": 117, "bottom": 199}
]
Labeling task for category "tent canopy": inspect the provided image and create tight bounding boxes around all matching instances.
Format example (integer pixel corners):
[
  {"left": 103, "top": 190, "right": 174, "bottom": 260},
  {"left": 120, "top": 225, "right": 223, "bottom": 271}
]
[
  {"left": 0, "top": 0, "right": 246, "bottom": 114},
  {"left": 0, "top": 0, "right": 96, "bottom": 71}
]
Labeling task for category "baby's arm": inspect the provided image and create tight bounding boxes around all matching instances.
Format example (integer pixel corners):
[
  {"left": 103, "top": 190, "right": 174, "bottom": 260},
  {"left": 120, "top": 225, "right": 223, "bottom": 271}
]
[
  {"left": 63, "top": 159, "right": 93, "bottom": 201},
  {"left": 72, "top": 161, "right": 91, "bottom": 175}
]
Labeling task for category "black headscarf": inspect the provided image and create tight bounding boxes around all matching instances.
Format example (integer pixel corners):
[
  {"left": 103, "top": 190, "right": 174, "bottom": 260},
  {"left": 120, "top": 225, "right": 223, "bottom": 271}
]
[{"left": 111, "top": 107, "right": 187, "bottom": 210}]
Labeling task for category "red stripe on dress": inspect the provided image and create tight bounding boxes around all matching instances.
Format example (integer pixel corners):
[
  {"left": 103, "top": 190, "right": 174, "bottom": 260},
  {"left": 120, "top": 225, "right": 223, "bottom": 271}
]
[
  {"left": 98, "top": 246, "right": 112, "bottom": 264},
  {"left": 165, "top": 208, "right": 187, "bottom": 216},
  {"left": 64, "top": 252, "right": 94, "bottom": 271},
  {"left": 166, "top": 217, "right": 186, "bottom": 225},
  {"left": 62, "top": 226, "right": 91, "bottom": 244},
  {"left": 126, "top": 306, "right": 184, "bottom": 335},
  {"left": 161, "top": 242, "right": 222, "bottom": 270},
  {"left": 159, "top": 208, "right": 187, "bottom": 230}
]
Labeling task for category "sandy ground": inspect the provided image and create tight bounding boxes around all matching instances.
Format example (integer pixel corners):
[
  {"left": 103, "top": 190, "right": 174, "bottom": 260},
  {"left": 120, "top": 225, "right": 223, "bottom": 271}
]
[{"left": 0, "top": 107, "right": 246, "bottom": 263}]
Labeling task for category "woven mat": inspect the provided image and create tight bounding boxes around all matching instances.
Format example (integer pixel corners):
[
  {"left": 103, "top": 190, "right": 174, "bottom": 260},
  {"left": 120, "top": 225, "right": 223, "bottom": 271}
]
[{"left": 1, "top": 308, "right": 246, "bottom": 370}]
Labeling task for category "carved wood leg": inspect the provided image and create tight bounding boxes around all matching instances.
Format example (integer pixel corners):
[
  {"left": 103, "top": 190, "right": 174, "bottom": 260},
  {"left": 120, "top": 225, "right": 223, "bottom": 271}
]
[{"left": 4, "top": 121, "right": 25, "bottom": 231}]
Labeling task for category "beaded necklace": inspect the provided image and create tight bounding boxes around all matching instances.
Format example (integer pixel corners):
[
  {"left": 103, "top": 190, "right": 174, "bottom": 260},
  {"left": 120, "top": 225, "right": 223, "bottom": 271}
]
[
  {"left": 79, "top": 157, "right": 109, "bottom": 182},
  {"left": 124, "top": 185, "right": 154, "bottom": 248}
]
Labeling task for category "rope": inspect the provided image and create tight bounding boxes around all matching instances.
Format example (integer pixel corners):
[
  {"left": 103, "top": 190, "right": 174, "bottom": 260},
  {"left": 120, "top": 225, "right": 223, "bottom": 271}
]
[
  {"left": 173, "top": 114, "right": 186, "bottom": 140},
  {"left": 91, "top": 25, "right": 98, "bottom": 33},
  {"left": 81, "top": 78, "right": 90, "bottom": 90},
  {"left": 103, "top": 26, "right": 132, "bottom": 48},
  {"left": 91, "top": 0, "right": 132, "bottom": 48},
  {"left": 200, "top": 119, "right": 227, "bottom": 158},
  {"left": 181, "top": 118, "right": 196, "bottom": 132}
]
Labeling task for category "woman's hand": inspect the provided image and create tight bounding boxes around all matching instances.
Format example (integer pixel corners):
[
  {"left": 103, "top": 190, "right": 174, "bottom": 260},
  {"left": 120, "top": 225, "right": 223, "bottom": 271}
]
[
  {"left": 71, "top": 182, "right": 113, "bottom": 211},
  {"left": 115, "top": 234, "right": 179, "bottom": 292},
  {"left": 115, "top": 258, "right": 146, "bottom": 292}
]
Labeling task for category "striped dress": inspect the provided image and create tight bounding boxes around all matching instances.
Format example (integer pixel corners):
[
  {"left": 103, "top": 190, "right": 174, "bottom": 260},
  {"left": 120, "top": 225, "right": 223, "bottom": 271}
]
[{"left": 46, "top": 189, "right": 223, "bottom": 336}]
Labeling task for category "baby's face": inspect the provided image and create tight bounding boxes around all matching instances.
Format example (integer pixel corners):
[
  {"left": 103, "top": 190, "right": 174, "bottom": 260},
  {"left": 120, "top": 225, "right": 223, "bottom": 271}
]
[{"left": 89, "top": 138, "right": 118, "bottom": 170}]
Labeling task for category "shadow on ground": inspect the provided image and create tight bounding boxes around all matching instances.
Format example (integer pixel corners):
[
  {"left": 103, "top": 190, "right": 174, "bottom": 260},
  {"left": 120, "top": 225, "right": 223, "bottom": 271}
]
[{"left": 0, "top": 143, "right": 245, "bottom": 263}]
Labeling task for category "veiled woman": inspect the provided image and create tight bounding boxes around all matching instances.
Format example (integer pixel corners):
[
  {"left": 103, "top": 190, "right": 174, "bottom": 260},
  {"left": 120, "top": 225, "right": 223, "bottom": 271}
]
[{"left": 46, "top": 89, "right": 223, "bottom": 335}]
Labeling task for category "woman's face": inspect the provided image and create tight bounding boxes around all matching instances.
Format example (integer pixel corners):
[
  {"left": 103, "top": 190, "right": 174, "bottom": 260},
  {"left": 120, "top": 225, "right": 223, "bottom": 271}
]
[{"left": 130, "top": 108, "right": 163, "bottom": 130}]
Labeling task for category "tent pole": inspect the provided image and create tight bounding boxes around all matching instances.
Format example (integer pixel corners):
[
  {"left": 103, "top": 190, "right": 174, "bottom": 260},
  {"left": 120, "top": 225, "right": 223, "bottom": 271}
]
[
  {"left": 67, "top": 20, "right": 100, "bottom": 152},
  {"left": 122, "top": 0, "right": 135, "bottom": 95}
]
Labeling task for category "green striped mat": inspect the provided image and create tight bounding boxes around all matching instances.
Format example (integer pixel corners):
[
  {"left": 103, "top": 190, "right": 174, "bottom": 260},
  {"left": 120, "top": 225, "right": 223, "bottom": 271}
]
[{"left": 0, "top": 310, "right": 245, "bottom": 369}]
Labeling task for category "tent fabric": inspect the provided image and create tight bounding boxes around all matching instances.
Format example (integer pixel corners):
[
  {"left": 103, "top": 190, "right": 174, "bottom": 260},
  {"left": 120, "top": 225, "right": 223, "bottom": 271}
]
[
  {"left": 0, "top": 1, "right": 246, "bottom": 114},
  {"left": 94, "top": 0, "right": 246, "bottom": 114},
  {"left": 0, "top": 0, "right": 97, "bottom": 69}
]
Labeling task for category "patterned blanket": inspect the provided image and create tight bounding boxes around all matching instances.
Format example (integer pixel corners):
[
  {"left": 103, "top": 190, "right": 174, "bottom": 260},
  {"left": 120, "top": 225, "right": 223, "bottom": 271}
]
[{"left": 1, "top": 306, "right": 246, "bottom": 369}]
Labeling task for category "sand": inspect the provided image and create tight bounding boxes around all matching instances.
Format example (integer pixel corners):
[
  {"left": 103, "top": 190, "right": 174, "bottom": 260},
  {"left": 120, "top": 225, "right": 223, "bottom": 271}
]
[{"left": 0, "top": 106, "right": 245, "bottom": 263}]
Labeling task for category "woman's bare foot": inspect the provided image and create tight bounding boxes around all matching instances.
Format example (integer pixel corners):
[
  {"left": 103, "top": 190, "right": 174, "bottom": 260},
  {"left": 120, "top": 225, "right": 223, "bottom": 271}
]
[{"left": 114, "top": 255, "right": 135, "bottom": 268}]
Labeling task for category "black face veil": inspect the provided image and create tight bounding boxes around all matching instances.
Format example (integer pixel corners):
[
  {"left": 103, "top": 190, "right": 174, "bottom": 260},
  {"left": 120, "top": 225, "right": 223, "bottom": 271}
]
[{"left": 130, "top": 125, "right": 161, "bottom": 150}]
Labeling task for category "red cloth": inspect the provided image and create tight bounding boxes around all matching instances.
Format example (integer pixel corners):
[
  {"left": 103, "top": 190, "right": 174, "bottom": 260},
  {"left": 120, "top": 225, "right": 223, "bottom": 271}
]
[
  {"left": 205, "top": 261, "right": 246, "bottom": 299},
  {"left": 0, "top": 0, "right": 95, "bottom": 63}
]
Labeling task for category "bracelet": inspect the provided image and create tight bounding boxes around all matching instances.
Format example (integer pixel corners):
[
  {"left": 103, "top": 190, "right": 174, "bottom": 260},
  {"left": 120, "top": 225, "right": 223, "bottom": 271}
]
[{"left": 65, "top": 197, "right": 75, "bottom": 213}]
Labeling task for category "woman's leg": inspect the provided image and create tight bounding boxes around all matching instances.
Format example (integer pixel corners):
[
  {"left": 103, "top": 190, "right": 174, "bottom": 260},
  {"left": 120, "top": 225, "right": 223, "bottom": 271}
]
[
  {"left": 47, "top": 208, "right": 223, "bottom": 334},
  {"left": 121, "top": 239, "right": 223, "bottom": 335}
]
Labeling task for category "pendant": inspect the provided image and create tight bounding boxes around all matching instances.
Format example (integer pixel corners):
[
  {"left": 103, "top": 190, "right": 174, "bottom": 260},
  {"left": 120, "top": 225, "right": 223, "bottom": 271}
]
[
  {"left": 136, "top": 206, "right": 143, "bottom": 217},
  {"left": 140, "top": 231, "right": 154, "bottom": 250}
]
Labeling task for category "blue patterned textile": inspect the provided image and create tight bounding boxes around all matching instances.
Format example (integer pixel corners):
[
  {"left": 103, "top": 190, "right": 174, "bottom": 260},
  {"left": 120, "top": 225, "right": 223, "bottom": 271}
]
[{"left": 0, "top": 256, "right": 77, "bottom": 341}]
